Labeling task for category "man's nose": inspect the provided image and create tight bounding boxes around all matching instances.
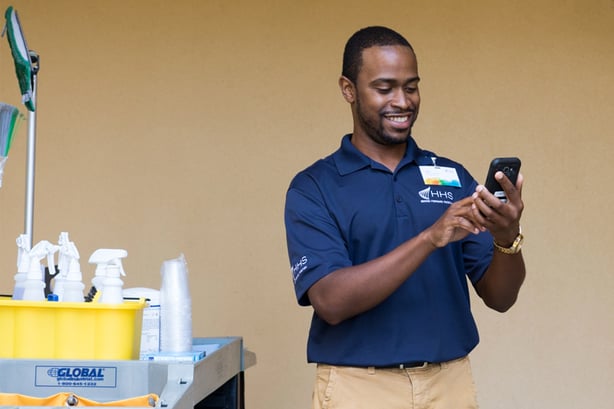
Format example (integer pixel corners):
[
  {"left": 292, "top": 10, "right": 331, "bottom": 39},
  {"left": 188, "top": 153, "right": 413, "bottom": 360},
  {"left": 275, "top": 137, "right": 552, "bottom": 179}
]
[{"left": 391, "top": 89, "right": 411, "bottom": 109}]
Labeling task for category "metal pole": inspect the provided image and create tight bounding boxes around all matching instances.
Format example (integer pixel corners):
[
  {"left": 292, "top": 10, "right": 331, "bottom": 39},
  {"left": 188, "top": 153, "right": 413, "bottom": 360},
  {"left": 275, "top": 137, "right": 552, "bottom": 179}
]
[{"left": 24, "top": 51, "right": 39, "bottom": 249}]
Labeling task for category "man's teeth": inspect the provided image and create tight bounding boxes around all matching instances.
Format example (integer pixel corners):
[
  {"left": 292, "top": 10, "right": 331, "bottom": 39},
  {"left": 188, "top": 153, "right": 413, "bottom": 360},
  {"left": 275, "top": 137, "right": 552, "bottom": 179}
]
[{"left": 387, "top": 116, "right": 408, "bottom": 122}]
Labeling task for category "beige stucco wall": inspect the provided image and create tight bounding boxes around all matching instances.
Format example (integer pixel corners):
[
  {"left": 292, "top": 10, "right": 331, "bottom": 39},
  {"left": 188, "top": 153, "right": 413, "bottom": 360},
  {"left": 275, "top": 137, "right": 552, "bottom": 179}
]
[{"left": 0, "top": 0, "right": 612, "bottom": 407}]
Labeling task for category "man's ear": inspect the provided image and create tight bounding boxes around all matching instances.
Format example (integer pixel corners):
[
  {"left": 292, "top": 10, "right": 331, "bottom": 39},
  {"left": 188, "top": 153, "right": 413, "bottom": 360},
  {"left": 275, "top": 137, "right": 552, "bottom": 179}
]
[{"left": 339, "top": 76, "right": 356, "bottom": 103}]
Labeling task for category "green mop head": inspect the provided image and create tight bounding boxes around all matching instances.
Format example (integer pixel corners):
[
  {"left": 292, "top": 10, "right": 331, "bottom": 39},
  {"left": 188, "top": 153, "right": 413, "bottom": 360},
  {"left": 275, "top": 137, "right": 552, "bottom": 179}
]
[
  {"left": 0, "top": 103, "right": 24, "bottom": 156},
  {"left": 3, "top": 6, "right": 35, "bottom": 112},
  {"left": 0, "top": 102, "right": 24, "bottom": 188}
]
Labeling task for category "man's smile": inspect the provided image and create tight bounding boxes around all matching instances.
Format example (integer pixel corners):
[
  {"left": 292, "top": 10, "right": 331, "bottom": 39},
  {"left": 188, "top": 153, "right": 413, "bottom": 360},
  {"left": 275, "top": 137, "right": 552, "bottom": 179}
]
[{"left": 383, "top": 112, "right": 413, "bottom": 128}]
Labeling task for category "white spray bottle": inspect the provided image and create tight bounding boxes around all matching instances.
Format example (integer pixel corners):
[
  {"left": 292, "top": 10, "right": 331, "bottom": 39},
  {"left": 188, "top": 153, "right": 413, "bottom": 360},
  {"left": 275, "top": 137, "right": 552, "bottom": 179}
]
[
  {"left": 55, "top": 232, "right": 85, "bottom": 302},
  {"left": 22, "top": 240, "right": 59, "bottom": 301},
  {"left": 13, "top": 234, "right": 31, "bottom": 300},
  {"left": 88, "top": 249, "right": 128, "bottom": 304}
]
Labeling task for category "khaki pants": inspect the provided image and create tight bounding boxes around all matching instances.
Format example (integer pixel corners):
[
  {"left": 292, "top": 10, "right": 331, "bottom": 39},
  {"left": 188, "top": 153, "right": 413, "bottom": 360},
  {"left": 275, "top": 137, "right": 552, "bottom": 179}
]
[{"left": 312, "top": 356, "right": 478, "bottom": 409}]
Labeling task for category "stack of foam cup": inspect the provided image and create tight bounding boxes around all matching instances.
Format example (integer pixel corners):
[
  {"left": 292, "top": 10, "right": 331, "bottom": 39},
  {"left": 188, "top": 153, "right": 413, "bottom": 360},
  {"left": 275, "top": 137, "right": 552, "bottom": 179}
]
[{"left": 159, "top": 254, "right": 193, "bottom": 353}]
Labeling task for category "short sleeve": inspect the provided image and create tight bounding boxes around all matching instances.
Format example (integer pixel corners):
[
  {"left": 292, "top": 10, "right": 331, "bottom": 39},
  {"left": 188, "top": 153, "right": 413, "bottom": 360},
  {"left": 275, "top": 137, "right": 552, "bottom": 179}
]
[{"left": 284, "top": 174, "right": 352, "bottom": 306}]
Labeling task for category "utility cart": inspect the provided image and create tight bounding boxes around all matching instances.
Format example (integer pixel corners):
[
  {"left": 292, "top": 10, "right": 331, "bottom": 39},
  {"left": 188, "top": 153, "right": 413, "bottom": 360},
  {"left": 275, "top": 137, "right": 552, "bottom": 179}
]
[{"left": 0, "top": 337, "right": 256, "bottom": 409}]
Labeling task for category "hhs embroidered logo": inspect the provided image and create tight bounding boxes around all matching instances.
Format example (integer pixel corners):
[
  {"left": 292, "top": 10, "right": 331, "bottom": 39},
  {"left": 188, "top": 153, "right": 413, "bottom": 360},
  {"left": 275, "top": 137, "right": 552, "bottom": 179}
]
[{"left": 418, "top": 187, "right": 453, "bottom": 204}]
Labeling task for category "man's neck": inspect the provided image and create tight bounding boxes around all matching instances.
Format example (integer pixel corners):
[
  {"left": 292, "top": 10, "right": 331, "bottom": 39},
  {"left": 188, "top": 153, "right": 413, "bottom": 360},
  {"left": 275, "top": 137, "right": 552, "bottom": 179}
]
[{"left": 350, "top": 134, "right": 407, "bottom": 172}]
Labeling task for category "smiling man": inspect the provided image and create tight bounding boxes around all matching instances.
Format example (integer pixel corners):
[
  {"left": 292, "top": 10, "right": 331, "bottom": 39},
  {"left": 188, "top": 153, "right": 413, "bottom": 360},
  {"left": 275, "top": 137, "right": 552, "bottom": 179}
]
[{"left": 284, "top": 26, "right": 526, "bottom": 409}]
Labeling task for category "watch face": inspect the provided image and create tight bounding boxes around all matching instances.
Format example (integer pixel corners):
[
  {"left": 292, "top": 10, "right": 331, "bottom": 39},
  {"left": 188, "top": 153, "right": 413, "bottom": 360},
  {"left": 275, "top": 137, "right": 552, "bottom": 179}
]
[{"left": 510, "top": 234, "right": 523, "bottom": 253}]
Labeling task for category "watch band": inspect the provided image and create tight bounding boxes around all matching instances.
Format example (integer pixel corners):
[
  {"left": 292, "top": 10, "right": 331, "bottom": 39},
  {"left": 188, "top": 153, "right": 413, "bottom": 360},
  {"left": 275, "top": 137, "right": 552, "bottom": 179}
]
[{"left": 493, "top": 227, "right": 524, "bottom": 255}]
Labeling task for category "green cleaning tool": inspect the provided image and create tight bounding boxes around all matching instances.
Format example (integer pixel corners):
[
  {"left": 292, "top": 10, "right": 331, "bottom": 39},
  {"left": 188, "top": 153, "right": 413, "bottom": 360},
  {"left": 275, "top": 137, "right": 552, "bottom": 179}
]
[
  {"left": 3, "top": 6, "right": 35, "bottom": 111},
  {"left": 0, "top": 103, "right": 24, "bottom": 188},
  {"left": 2, "top": 6, "right": 40, "bottom": 248}
]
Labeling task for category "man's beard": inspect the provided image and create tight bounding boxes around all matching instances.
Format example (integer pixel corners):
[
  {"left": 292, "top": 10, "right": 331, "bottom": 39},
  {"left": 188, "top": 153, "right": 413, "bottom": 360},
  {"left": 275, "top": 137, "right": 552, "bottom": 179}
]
[{"left": 355, "top": 96, "right": 414, "bottom": 146}]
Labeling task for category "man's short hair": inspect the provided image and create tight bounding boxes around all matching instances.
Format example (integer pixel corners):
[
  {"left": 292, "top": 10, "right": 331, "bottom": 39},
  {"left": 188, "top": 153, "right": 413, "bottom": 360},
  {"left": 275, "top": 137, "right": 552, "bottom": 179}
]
[{"left": 342, "top": 26, "right": 414, "bottom": 84}]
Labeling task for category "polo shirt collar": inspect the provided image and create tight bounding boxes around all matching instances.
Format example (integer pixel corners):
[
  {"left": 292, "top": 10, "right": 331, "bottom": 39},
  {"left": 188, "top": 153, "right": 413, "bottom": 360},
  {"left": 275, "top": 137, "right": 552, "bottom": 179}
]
[{"left": 333, "top": 134, "right": 422, "bottom": 176}]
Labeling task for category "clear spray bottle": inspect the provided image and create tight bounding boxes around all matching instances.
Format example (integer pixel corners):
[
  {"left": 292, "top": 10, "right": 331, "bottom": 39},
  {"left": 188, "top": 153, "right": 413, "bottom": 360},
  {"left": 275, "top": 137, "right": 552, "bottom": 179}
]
[
  {"left": 13, "top": 234, "right": 31, "bottom": 300},
  {"left": 55, "top": 232, "right": 85, "bottom": 302},
  {"left": 88, "top": 249, "right": 128, "bottom": 304},
  {"left": 22, "top": 240, "right": 59, "bottom": 301}
]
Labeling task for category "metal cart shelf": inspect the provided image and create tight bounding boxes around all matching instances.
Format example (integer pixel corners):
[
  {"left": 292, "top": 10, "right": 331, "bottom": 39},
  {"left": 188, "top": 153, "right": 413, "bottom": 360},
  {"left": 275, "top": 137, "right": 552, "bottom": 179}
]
[{"left": 0, "top": 337, "right": 256, "bottom": 409}]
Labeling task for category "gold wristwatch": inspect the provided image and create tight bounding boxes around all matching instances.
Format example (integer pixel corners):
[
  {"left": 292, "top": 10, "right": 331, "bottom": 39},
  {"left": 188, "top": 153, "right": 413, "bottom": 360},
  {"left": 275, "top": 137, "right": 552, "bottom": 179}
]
[{"left": 493, "top": 227, "right": 524, "bottom": 255}]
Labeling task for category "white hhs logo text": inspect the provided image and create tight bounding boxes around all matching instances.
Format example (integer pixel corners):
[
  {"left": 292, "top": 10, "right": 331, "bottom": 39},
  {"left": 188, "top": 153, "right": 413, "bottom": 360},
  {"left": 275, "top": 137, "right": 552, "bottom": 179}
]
[
  {"left": 291, "top": 256, "right": 308, "bottom": 283},
  {"left": 419, "top": 187, "right": 453, "bottom": 204}
]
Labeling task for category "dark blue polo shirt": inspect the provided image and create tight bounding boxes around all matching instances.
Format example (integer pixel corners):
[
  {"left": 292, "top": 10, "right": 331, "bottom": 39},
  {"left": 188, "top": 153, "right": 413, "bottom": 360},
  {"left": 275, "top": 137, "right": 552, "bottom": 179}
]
[{"left": 284, "top": 134, "right": 494, "bottom": 366}]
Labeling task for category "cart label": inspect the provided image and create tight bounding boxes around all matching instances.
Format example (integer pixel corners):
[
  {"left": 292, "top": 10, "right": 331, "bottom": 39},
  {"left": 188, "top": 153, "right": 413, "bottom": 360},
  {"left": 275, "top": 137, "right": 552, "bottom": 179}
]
[{"left": 35, "top": 365, "right": 117, "bottom": 388}]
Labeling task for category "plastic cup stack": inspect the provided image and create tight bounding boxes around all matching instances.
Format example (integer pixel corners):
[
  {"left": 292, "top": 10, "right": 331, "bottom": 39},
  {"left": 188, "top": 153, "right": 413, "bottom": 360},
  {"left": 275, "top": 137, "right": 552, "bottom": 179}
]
[{"left": 159, "top": 254, "right": 192, "bottom": 353}]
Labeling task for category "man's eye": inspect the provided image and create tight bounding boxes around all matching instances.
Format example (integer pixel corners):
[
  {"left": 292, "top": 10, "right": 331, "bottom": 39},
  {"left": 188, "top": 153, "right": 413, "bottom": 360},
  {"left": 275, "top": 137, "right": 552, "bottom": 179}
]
[
  {"left": 405, "top": 87, "right": 417, "bottom": 93},
  {"left": 376, "top": 88, "right": 391, "bottom": 94}
]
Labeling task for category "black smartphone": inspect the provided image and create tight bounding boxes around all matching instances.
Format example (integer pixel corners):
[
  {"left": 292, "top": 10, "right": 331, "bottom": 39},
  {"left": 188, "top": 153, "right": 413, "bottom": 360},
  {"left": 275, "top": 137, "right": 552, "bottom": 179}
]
[{"left": 484, "top": 157, "right": 521, "bottom": 202}]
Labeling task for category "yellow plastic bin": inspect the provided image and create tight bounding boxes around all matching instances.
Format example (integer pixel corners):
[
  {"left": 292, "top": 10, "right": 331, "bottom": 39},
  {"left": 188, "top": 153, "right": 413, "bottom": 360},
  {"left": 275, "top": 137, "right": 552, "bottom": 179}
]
[{"left": 0, "top": 297, "right": 145, "bottom": 360}]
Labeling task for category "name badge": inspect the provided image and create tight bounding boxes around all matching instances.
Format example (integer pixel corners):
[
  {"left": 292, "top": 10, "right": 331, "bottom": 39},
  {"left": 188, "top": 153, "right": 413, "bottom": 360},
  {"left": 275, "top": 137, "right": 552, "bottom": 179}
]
[{"left": 419, "top": 166, "right": 461, "bottom": 187}]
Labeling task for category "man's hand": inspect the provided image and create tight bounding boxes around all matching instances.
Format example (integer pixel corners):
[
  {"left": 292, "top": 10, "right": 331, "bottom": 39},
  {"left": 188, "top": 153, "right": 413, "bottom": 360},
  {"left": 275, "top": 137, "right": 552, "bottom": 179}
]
[
  {"left": 472, "top": 171, "right": 524, "bottom": 245},
  {"left": 423, "top": 196, "right": 481, "bottom": 248}
]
